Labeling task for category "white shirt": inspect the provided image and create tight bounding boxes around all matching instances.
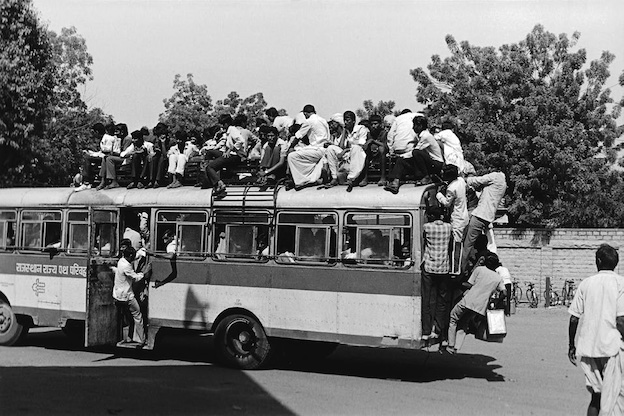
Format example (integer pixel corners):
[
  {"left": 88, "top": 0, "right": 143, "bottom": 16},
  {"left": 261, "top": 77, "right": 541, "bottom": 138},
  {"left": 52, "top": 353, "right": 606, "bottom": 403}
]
[
  {"left": 344, "top": 124, "right": 369, "bottom": 148},
  {"left": 569, "top": 270, "right": 624, "bottom": 357},
  {"left": 100, "top": 134, "right": 118, "bottom": 154},
  {"left": 273, "top": 116, "right": 294, "bottom": 133},
  {"left": 414, "top": 130, "right": 444, "bottom": 163},
  {"left": 294, "top": 112, "right": 307, "bottom": 125},
  {"left": 120, "top": 141, "right": 155, "bottom": 158},
  {"left": 387, "top": 112, "right": 418, "bottom": 159},
  {"left": 435, "top": 129, "right": 465, "bottom": 173},
  {"left": 112, "top": 257, "right": 144, "bottom": 301},
  {"left": 436, "top": 177, "right": 469, "bottom": 232},
  {"left": 294, "top": 114, "right": 330, "bottom": 147},
  {"left": 467, "top": 172, "right": 507, "bottom": 223}
]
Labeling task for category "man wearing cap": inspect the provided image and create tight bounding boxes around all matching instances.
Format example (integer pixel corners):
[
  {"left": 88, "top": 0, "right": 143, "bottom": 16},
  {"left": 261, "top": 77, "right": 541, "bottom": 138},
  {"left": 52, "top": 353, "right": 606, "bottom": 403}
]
[{"left": 287, "top": 104, "right": 330, "bottom": 189}]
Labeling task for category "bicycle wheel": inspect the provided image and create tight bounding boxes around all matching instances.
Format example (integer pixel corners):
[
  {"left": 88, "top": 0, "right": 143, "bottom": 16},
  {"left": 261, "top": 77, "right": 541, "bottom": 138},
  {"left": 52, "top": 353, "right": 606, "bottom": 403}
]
[
  {"left": 526, "top": 288, "right": 533, "bottom": 304},
  {"left": 530, "top": 290, "right": 538, "bottom": 308},
  {"left": 515, "top": 286, "right": 522, "bottom": 306},
  {"left": 561, "top": 287, "right": 568, "bottom": 306}
]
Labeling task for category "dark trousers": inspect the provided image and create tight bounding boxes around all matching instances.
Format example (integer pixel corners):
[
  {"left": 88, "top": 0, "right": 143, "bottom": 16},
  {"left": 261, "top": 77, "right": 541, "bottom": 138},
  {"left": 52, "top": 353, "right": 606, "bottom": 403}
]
[
  {"left": 388, "top": 156, "right": 415, "bottom": 181},
  {"left": 130, "top": 153, "right": 148, "bottom": 183},
  {"left": 148, "top": 152, "right": 167, "bottom": 183},
  {"left": 412, "top": 149, "right": 443, "bottom": 180},
  {"left": 461, "top": 215, "right": 490, "bottom": 274},
  {"left": 422, "top": 269, "right": 452, "bottom": 337},
  {"left": 101, "top": 155, "right": 123, "bottom": 181},
  {"left": 205, "top": 154, "right": 241, "bottom": 187},
  {"left": 82, "top": 155, "right": 102, "bottom": 183}
]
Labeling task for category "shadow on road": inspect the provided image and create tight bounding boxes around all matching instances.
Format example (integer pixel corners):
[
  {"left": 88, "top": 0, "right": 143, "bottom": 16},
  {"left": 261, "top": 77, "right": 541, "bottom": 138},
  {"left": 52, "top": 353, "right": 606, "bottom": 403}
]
[
  {"left": 20, "top": 328, "right": 504, "bottom": 384},
  {"left": 0, "top": 364, "right": 294, "bottom": 416}
]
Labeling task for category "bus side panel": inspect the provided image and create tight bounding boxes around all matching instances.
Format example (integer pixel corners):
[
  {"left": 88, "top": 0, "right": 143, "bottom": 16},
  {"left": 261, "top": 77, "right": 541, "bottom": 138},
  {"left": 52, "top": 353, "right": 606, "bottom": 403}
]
[
  {"left": 148, "top": 259, "right": 210, "bottom": 330},
  {"left": 4, "top": 254, "right": 87, "bottom": 326},
  {"left": 0, "top": 255, "right": 16, "bottom": 305}
]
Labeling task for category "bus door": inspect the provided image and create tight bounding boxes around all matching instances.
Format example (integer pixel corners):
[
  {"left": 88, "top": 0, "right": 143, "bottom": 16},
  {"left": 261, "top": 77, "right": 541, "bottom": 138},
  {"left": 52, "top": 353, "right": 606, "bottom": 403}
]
[{"left": 85, "top": 208, "right": 119, "bottom": 347}]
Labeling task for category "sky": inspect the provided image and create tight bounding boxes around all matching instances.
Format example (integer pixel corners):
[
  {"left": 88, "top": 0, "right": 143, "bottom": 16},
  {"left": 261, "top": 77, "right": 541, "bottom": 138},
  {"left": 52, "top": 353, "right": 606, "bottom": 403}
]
[{"left": 32, "top": 0, "right": 624, "bottom": 130}]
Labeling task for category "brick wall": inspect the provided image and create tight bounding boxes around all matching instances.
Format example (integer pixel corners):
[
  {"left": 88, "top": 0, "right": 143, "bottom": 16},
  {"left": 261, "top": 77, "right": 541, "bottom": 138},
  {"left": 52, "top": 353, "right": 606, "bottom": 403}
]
[{"left": 493, "top": 228, "right": 624, "bottom": 301}]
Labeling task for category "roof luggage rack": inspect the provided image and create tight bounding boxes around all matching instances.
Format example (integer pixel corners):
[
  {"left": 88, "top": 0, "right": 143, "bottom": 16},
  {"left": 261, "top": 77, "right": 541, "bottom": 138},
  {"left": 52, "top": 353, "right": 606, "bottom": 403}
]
[{"left": 211, "top": 184, "right": 280, "bottom": 212}]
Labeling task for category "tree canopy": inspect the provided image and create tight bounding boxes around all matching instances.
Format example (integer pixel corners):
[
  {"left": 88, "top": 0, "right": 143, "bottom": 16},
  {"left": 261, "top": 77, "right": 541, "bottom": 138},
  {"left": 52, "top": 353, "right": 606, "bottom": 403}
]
[
  {"left": 355, "top": 99, "right": 398, "bottom": 120},
  {"left": 411, "top": 24, "right": 624, "bottom": 227}
]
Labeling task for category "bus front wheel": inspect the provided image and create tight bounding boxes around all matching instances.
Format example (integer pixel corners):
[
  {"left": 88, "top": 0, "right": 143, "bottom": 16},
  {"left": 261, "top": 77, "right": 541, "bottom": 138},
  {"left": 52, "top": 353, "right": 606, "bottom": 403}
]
[
  {"left": 214, "top": 314, "right": 271, "bottom": 370},
  {"left": 0, "top": 300, "right": 26, "bottom": 346}
]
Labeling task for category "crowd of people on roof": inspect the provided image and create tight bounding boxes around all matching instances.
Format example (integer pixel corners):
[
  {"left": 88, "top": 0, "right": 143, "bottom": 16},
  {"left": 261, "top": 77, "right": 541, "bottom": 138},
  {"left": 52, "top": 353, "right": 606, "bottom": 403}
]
[{"left": 76, "top": 103, "right": 491, "bottom": 198}]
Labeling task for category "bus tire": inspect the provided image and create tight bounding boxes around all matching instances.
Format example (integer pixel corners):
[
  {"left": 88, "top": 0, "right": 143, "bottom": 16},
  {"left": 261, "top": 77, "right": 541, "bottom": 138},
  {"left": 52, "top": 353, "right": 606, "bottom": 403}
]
[
  {"left": 214, "top": 314, "right": 271, "bottom": 370},
  {"left": 0, "top": 300, "right": 26, "bottom": 346}
]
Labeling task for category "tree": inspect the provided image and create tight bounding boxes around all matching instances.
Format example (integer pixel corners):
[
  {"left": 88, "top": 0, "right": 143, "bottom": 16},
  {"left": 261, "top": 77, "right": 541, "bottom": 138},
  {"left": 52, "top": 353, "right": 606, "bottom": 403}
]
[
  {"left": 0, "top": 0, "right": 54, "bottom": 186},
  {"left": 355, "top": 99, "right": 397, "bottom": 120},
  {"left": 411, "top": 24, "right": 623, "bottom": 227},
  {"left": 159, "top": 73, "right": 214, "bottom": 133},
  {"left": 31, "top": 26, "right": 109, "bottom": 186},
  {"left": 213, "top": 91, "right": 269, "bottom": 128}
]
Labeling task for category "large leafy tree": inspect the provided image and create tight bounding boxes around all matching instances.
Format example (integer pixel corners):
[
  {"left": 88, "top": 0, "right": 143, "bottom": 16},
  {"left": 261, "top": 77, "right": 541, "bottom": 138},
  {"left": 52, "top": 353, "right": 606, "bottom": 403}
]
[
  {"left": 213, "top": 91, "right": 268, "bottom": 128},
  {"left": 355, "top": 99, "right": 398, "bottom": 120},
  {"left": 32, "top": 27, "right": 110, "bottom": 186},
  {"left": 411, "top": 24, "right": 624, "bottom": 227},
  {"left": 159, "top": 73, "right": 214, "bottom": 133},
  {"left": 0, "top": 0, "right": 54, "bottom": 186}
]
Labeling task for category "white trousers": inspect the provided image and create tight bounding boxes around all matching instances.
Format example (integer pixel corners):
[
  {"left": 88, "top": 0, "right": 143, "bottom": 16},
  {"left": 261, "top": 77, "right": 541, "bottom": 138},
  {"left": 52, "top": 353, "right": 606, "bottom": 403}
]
[
  {"left": 287, "top": 147, "right": 326, "bottom": 186},
  {"left": 168, "top": 153, "right": 188, "bottom": 175},
  {"left": 325, "top": 145, "right": 366, "bottom": 181}
]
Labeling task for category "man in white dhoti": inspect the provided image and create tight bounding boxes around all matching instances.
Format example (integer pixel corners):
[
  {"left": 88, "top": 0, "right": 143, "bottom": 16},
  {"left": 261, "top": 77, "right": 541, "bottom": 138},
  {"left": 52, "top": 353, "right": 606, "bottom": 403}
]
[
  {"left": 434, "top": 121, "right": 465, "bottom": 174},
  {"left": 325, "top": 111, "right": 369, "bottom": 192},
  {"left": 287, "top": 104, "right": 330, "bottom": 190},
  {"left": 568, "top": 244, "right": 624, "bottom": 416}
]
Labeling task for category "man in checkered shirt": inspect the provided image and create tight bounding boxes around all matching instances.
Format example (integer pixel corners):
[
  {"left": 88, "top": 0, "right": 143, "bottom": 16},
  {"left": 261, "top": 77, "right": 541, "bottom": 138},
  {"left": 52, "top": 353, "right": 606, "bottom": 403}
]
[{"left": 422, "top": 205, "right": 452, "bottom": 345}]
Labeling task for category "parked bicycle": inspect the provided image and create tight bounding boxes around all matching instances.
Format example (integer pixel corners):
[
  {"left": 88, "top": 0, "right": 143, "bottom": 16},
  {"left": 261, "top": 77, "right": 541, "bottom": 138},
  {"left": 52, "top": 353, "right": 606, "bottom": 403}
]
[
  {"left": 560, "top": 279, "right": 576, "bottom": 306},
  {"left": 544, "top": 280, "right": 561, "bottom": 307},
  {"left": 511, "top": 280, "right": 523, "bottom": 307},
  {"left": 526, "top": 282, "right": 539, "bottom": 308}
]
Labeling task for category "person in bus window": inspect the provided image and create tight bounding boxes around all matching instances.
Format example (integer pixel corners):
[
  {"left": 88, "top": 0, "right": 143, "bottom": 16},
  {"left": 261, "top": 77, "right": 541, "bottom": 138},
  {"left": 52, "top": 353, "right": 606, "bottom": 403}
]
[
  {"left": 112, "top": 245, "right": 146, "bottom": 347},
  {"left": 153, "top": 229, "right": 178, "bottom": 288}
]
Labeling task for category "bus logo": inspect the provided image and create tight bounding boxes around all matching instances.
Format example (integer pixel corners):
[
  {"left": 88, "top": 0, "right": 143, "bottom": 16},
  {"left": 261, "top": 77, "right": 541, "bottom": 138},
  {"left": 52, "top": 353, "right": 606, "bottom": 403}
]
[{"left": 32, "top": 278, "right": 45, "bottom": 296}]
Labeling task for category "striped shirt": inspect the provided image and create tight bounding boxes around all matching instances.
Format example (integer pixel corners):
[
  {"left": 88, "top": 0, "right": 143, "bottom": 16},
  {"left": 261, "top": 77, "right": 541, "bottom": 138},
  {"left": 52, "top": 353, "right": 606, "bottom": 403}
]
[{"left": 423, "top": 220, "right": 452, "bottom": 273}]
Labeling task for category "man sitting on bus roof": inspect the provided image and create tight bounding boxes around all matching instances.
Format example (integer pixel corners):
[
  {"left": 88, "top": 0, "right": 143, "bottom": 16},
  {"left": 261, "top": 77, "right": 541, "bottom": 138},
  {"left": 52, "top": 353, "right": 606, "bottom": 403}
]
[{"left": 256, "top": 126, "right": 287, "bottom": 191}]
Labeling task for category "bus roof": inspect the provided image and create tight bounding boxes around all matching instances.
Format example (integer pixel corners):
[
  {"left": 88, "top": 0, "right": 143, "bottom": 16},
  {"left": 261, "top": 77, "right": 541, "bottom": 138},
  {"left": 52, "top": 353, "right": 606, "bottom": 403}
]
[{"left": 0, "top": 185, "right": 435, "bottom": 210}]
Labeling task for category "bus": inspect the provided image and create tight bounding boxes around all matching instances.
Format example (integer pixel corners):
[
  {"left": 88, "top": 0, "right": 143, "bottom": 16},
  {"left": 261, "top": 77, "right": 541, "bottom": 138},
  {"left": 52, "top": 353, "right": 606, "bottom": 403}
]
[{"left": 0, "top": 184, "right": 503, "bottom": 368}]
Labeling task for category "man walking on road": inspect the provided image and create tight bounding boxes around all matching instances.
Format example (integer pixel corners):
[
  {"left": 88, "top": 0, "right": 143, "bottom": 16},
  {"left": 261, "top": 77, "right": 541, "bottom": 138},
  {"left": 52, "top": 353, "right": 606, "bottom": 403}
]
[{"left": 568, "top": 244, "right": 624, "bottom": 416}]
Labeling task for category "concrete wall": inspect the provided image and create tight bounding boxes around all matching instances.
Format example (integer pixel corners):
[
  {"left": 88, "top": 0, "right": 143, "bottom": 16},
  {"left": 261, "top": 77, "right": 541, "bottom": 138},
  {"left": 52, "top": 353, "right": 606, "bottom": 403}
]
[{"left": 493, "top": 228, "right": 624, "bottom": 302}]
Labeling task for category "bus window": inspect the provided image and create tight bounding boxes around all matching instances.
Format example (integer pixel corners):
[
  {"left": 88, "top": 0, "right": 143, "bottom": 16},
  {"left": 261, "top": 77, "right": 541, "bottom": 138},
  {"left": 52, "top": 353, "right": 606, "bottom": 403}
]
[
  {"left": 92, "top": 211, "right": 118, "bottom": 257},
  {"left": 276, "top": 212, "right": 337, "bottom": 264},
  {"left": 155, "top": 211, "right": 207, "bottom": 257},
  {"left": 342, "top": 212, "right": 412, "bottom": 268},
  {"left": 67, "top": 211, "right": 89, "bottom": 254},
  {"left": 0, "top": 211, "right": 16, "bottom": 250},
  {"left": 212, "top": 211, "right": 270, "bottom": 261},
  {"left": 20, "top": 211, "right": 62, "bottom": 251}
]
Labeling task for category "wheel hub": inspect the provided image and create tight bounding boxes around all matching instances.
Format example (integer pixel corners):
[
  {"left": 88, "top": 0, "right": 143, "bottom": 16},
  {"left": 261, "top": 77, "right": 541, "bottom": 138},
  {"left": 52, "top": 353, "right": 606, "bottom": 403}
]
[{"left": 0, "top": 308, "right": 10, "bottom": 333}]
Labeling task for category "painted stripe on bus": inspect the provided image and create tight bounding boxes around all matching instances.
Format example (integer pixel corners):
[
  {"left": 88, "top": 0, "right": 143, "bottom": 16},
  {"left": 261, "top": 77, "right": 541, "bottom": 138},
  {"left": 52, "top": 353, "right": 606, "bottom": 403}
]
[{"left": 150, "top": 259, "right": 422, "bottom": 297}]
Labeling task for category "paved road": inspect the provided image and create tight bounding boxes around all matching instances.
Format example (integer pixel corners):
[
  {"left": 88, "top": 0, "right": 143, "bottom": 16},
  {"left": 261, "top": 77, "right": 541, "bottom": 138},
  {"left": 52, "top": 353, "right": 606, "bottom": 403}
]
[{"left": 0, "top": 307, "right": 585, "bottom": 415}]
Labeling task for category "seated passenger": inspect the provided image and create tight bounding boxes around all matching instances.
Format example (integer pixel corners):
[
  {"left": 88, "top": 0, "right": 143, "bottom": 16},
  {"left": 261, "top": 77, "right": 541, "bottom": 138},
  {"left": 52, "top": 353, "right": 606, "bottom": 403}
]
[
  {"left": 125, "top": 130, "right": 155, "bottom": 189},
  {"left": 146, "top": 122, "right": 170, "bottom": 188},
  {"left": 203, "top": 114, "right": 247, "bottom": 197},
  {"left": 364, "top": 114, "right": 388, "bottom": 186},
  {"left": 94, "top": 123, "right": 123, "bottom": 190},
  {"left": 167, "top": 130, "right": 198, "bottom": 189},
  {"left": 286, "top": 104, "right": 330, "bottom": 190},
  {"left": 257, "top": 126, "right": 287, "bottom": 190},
  {"left": 325, "top": 111, "right": 369, "bottom": 192},
  {"left": 265, "top": 107, "right": 294, "bottom": 139}
]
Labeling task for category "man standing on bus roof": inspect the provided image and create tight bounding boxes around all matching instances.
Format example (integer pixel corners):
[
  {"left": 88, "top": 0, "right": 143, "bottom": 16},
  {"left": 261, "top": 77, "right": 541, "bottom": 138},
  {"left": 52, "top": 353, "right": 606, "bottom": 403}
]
[
  {"left": 568, "top": 244, "right": 624, "bottom": 416},
  {"left": 112, "top": 245, "right": 146, "bottom": 347}
]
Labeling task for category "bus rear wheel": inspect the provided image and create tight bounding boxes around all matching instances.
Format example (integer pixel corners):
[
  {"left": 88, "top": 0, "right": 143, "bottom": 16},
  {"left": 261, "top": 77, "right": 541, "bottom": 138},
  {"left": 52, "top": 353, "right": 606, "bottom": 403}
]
[
  {"left": 0, "top": 300, "right": 26, "bottom": 346},
  {"left": 214, "top": 314, "right": 271, "bottom": 370}
]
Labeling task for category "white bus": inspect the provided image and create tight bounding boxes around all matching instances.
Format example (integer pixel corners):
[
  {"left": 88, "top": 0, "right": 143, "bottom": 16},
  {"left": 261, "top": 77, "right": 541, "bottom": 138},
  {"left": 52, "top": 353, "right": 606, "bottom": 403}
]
[{"left": 0, "top": 185, "right": 503, "bottom": 368}]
